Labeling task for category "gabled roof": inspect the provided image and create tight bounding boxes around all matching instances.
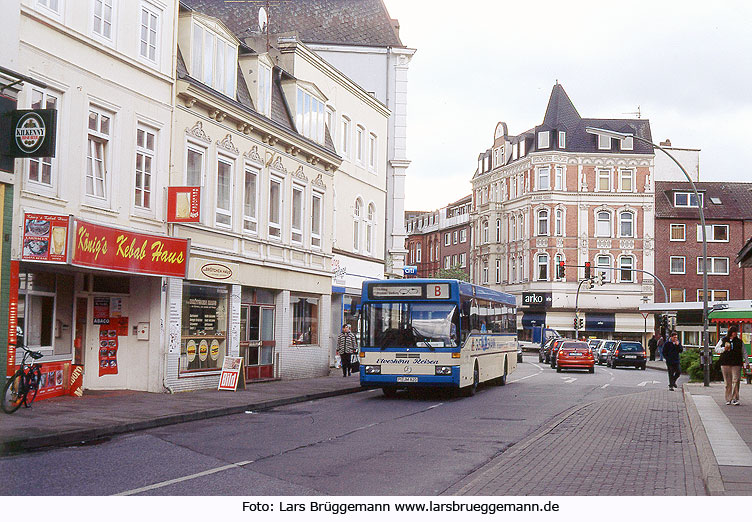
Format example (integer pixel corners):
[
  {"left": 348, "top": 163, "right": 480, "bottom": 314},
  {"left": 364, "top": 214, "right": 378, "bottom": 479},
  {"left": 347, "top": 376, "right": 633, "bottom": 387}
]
[
  {"left": 182, "top": 0, "right": 403, "bottom": 48},
  {"left": 655, "top": 181, "right": 752, "bottom": 220}
]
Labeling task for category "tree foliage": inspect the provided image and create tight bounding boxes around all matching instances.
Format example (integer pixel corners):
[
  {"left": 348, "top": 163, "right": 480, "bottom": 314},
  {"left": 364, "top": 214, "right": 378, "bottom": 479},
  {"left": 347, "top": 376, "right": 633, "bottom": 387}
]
[{"left": 431, "top": 266, "right": 470, "bottom": 282}]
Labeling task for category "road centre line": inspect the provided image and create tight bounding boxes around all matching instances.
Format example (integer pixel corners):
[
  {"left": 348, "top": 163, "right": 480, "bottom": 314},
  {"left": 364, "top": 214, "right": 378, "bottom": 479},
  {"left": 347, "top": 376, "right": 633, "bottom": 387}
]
[
  {"left": 509, "top": 365, "right": 543, "bottom": 383},
  {"left": 600, "top": 383, "right": 610, "bottom": 389},
  {"left": 114, "top": 460, "right": 254, "bottom": 496}
]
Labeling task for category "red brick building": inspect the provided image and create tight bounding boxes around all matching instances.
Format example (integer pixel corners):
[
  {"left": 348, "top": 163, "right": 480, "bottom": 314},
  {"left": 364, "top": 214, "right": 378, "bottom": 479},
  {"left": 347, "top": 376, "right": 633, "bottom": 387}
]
[
  {"left": 655, "top": 181, "right": 752, "bottom": 304},
  {"left": 405, "top": 195, "right": 472, "bottom": 278}
]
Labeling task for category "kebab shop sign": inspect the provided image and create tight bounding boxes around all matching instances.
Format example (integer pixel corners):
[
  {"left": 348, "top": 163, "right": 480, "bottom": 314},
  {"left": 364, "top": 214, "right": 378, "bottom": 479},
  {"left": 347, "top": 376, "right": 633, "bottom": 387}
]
[{"left": 71, "top": 219, "right": 189, "bottom": 278}]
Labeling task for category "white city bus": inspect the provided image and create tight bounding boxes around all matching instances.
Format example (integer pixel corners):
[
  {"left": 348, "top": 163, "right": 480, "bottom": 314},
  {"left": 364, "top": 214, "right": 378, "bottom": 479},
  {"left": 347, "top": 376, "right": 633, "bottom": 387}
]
[{"left": 359, "top": 279, "right": 518, "bottom": 397}]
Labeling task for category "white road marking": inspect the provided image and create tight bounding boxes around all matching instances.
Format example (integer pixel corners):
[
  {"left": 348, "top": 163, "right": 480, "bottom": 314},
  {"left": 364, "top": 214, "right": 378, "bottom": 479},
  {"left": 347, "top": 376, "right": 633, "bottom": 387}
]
[
  {"left": 509, "top": 365, "right": 543, "bottom": 383},
  {"left": 691, "top": 395, "right": 752, "bottom": 466},
  {"left": 600, "top": 383, "right": 610, "bottom": 389},
  {"left": 426, "top": 403, "right": 443, "bottom": 410},
  {"left": 561, "top": 377, "right": 577, "bottom": 384},
  {"left": 114, "top": 460, "right": 254, "bottom": 496},
  {"left": 637, "top": 380, "right": 662, "bottom": 387}
]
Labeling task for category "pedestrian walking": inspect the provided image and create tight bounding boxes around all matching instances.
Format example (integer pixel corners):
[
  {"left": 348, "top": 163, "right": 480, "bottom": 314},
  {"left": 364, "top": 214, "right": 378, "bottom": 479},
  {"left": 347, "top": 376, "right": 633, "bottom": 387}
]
[
  {"left": 657, "top": 334, "right": 665, "bottom": 361},
  {"left": 719, "top": 325, "right": 745, "bottom": 405},
  {"left": 648, "top": 334, "right": 658, "bottom": 361},
  {"left": 336, "top": 324, "right": 357, "bottom": 377},
  {"left": 663, "top": 331, "right": 683, "bottom": 390}
]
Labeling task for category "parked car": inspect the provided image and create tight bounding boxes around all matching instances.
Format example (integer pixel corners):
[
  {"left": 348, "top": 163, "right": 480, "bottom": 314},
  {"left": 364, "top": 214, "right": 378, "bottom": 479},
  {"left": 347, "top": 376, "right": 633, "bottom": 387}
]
[
  {"left": 587, "top": 338, "right": 604, "bottom": 354},
  {"left": 540, "top": 337, "right": 557, "bottom": 363},
  {"left": 608, "top": 340, "right": 647, "bottom": 369},
  {"left": 556, "top": 341, "right": 595, "bottom": 373},
  {"left": 549, "top": 338, "right": 571, "bottom": 369},
  {"left": 595, "top": 340, "right": 617, "bottom": 365}
]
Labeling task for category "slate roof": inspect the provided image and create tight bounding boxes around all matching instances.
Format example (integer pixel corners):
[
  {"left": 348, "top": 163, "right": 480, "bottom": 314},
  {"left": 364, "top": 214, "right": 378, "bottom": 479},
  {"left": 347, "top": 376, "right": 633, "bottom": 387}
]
[
  {"left": 182, "top": 0, "right": 403, "bottom": 47},
  {"left": 655, "top": 181, "right": 752, "bottom": 220}
]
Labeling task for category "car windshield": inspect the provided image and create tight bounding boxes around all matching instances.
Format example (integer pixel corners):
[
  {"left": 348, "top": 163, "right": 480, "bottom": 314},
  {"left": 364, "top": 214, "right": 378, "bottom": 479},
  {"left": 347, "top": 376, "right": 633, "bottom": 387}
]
[
  {"left": 364, "top": 302, "right": 459, "bottom": 348},
  {"left": 619, "top": 342, "right": 642, "bottom": 352},
  {"left": 602, "top": 341, "right": 616, "bottom": 350}
]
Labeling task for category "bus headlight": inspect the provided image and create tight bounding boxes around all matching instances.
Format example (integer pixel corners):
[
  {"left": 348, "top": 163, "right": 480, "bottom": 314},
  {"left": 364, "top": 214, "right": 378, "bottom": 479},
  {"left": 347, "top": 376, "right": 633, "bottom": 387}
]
[
  {"left": 435, "top": 366, "right": 453, "bottom": 376},
  {"left": 364, "top": 365, "right": 381, "bottom": 375}
]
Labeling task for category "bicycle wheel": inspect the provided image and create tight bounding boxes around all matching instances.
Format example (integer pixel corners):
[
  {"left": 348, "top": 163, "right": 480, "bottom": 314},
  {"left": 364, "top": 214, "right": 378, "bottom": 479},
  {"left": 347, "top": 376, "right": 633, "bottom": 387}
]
[
  {"left": 1, "top": 372, "right": 25, "bottom": 414},
  {"left": 24, "top": 367, "right": 41, "bottom": 407}
]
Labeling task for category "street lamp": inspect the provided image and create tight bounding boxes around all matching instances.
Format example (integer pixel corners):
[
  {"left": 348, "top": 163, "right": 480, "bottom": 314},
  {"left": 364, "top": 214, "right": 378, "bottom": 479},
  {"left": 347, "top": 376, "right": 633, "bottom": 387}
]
[{"left": 585, "top": 126, "right": 711, "bottom": 386}]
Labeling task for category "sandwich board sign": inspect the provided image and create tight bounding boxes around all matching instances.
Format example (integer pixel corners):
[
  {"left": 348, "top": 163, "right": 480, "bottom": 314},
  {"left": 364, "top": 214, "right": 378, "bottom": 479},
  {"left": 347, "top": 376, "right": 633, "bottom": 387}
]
[{"left": 218, "top": 356, "right": 246, "bottom": 391}]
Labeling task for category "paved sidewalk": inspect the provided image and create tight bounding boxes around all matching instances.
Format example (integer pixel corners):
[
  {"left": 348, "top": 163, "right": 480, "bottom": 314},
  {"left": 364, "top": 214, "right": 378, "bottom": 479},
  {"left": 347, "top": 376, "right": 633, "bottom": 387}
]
[
  {"left": 0, "top": 371, "right": 362, "bottom": 455},
  {"left": 453, "top": 389, "right": 705, "bottom": 495}
]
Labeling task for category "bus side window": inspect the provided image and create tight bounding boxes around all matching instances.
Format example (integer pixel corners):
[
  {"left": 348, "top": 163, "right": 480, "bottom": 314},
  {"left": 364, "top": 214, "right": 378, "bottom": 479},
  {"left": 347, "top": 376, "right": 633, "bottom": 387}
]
[{"left": 461, "top": 298, "right": 472, "bottom": 342}]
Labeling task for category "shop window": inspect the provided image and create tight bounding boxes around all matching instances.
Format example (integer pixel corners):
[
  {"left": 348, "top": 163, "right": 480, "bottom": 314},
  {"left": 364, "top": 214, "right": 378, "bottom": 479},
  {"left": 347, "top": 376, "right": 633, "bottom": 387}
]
[
  {"left": 181, "top": 283, "right": 228, "bottom": 372},
  {"left": 292, "top": 296, "right": 318, "bottom": 345},
  {"left": 17, "top": 272, "right": 74, "bottom": 356}
]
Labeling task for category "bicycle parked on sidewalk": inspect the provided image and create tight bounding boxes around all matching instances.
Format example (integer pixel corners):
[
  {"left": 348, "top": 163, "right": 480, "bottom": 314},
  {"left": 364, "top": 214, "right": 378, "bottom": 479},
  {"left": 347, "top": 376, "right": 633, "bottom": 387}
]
[{"left": 1, "top": 346, "right": 43, "bottom": 414}]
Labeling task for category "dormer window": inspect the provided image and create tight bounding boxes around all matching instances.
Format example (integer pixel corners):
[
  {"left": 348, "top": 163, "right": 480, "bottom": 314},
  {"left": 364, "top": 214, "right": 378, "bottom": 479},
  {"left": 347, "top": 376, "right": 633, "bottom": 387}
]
[
  {"left": 257, "top": 63, "right": 272, "bottom": 117},
  {"left": 621, "top": 136, "right": 633, "bottom": 150},
  {"left": 296, "top": 88, "right": 326, "bottom": 144},
  {"left": 537, "top": 131, "right": 550, "bottom": 149},
  {"left": 558, "top": 131, "right": 566, "bottom": 149},
  {"left": 674, "top": 192, "right": 703, "bottom": 208},
  {"left": 191, "top": 21, "right": 237, "bottom": 98},
  {"left": 519, "top": 139, "right": 526, "bottom": 157},
  {"left": 597, "top": 134, "right": 611, "bottom": 150}
]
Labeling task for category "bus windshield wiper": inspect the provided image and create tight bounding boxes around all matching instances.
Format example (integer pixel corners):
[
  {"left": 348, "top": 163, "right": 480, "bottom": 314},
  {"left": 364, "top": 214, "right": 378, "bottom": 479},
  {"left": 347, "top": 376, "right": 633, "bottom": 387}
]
[{"left": 411, "top": 326, "right": 434, "bottom": 350}]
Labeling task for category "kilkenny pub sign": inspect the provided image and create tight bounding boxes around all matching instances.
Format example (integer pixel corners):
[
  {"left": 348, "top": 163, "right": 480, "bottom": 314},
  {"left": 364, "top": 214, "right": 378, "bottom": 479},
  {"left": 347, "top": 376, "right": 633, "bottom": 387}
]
[{"left": 9, "top": 109, "right": 57, "bottom": 158}]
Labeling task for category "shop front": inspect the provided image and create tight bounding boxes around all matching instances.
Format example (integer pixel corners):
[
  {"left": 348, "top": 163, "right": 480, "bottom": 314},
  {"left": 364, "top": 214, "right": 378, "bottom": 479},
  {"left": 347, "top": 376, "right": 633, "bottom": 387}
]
[{"left": 8, "top": 214, "right": 189, "bottom": 395}]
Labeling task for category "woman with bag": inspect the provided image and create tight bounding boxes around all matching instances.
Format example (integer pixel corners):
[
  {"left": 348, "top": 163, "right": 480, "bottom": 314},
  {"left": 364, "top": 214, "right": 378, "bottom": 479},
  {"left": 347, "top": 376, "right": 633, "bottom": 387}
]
[
  {"left": 336, "top": 324, "right": 357, "bottom": 377},
  {"left": 720, "top": 325, "right": 745, "bottom": 405}
]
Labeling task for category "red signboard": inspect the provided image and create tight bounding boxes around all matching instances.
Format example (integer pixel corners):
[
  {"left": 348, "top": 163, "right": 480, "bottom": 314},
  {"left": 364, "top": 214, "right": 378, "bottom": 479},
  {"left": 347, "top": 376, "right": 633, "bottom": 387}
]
[
  {"left": 36, "top": 361, "right": 69, "bottom": 401},
  {"left": 21, "top": 213, "right": 70, "bottom": 263},
  {"left": 98, "top": 326, "right": 119, "bottom": 376},
  {"left": 167, "top": 186, "right": 201, "bottom": 223},
  {"left": 71, "top": 219, "right": 189, "bottom": 278}
]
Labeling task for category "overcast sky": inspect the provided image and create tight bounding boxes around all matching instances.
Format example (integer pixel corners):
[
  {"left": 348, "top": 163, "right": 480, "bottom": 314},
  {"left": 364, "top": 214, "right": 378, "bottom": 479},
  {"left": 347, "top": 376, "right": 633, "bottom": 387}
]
[{"left": 382, "top": 0, "right": 752, "bottom": 211}]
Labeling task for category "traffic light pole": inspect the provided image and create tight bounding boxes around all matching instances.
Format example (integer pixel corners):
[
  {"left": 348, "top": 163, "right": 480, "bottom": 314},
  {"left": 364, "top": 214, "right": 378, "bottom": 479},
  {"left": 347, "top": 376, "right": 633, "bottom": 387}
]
[{"left": 574, "top": 278, "right": 589, "bottom": 339}]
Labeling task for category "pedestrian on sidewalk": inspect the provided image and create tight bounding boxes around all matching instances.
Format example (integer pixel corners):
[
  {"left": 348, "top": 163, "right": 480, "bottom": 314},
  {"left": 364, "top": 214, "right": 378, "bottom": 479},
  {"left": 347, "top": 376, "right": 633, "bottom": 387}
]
[
  {"left": 719, "top": 325, "right": 744, "bottom": 405},
  {"left": 336, "top": 324, "right": 357, "bottom": 377},
  {"left": 663, "top": 331, "right": 683, "bottom": 390},
  {"left": 648, "top": 334, "right": 658, "bottom": 361},
  {"left": 657, "top": 334, "right": 665, "bottom": 361}
]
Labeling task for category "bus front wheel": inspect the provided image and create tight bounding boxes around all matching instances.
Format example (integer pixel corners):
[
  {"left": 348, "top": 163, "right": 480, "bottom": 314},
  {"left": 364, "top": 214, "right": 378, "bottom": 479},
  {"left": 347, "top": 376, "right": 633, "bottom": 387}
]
[
  {"left": 382, "top": 387, "right": 397, "bottom": 398},
  {"left": 464, "top": 363, "right": 479, "bottom": 397}
]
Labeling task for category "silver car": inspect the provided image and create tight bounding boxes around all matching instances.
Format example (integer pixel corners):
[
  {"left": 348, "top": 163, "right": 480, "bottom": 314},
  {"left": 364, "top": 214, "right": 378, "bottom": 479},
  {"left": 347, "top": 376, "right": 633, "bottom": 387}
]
[{"left": 595, "top": 340, "right": 617, "bottom": 365}]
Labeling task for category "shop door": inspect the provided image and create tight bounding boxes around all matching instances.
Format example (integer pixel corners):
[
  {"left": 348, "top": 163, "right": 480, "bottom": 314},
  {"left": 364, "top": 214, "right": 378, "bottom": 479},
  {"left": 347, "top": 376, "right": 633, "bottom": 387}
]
[
  {"left": 240, "top": 305, "right": 275, "bottom": 380},
  {"left": 83, "top": 296, "right": 130, "bottom": 390}
]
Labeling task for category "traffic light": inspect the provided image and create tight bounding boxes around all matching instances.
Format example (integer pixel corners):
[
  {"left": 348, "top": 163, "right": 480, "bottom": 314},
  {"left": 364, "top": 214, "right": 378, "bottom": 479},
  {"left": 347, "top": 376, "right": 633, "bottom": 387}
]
[
  {"left": 557, "top": 261, "right": 565, "bottom": 279},
  {"left": 596, "top": 271, "right": 606, "bottom": 286},
  {"left": 584, "top": 261, "right": 591, "bottom": 279},
  {"left": 661, "top": 315, "right": 669, "bottom": 334},
  {"left": 587, "top": 278, "right": 595, "bottom": 290},
  {"left": 578, "top": 318, "right": 584, "bottom": 330},
  {"left": 574, "top": 317, "right": 578, "bottom": 330}
]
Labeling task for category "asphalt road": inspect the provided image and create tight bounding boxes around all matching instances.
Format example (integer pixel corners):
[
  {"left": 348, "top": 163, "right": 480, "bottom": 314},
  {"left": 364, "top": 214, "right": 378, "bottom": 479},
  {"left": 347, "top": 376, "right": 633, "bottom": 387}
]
[{"left": 0, "top": 355, "right": 674, "bottom": 496}]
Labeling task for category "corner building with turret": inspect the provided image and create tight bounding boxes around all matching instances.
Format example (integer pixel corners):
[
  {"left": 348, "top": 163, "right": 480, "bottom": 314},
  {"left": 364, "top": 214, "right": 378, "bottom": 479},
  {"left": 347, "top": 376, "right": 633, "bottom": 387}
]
[{"left": 470, "top": 84, "right": 656, "bottom": 343}]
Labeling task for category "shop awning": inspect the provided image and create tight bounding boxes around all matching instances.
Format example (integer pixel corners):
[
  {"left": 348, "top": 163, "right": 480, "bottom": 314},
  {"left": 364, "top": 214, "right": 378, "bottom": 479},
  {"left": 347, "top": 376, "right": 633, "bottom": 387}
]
[
  {"left": 710, "top": 309, "right": 752, "bottom": 324},
  {"left": 522, "top": 311, "right": 546, "bottom": 329},
  {"left": 586, "top": 313, "right": 615, "bottom": 332}
]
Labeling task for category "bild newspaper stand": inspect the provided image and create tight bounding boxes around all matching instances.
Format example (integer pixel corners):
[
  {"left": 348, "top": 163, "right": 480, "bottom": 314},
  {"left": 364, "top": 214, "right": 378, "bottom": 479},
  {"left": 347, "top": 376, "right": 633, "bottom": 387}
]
[{"left": 218, "top": 356, "right": 246, "bottom": 391}]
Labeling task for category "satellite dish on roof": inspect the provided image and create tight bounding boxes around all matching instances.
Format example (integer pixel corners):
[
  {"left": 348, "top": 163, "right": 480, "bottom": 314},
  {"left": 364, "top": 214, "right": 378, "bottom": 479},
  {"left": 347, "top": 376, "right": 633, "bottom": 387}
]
[{"left": 258, "top": 6, "right": 268, "bottom": 33}]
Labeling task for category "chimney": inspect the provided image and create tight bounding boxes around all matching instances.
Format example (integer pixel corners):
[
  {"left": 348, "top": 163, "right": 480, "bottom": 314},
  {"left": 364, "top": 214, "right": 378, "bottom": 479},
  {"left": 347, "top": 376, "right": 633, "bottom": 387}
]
[{"left": 659, "top": 138, "right": 672, "bottom": 147}]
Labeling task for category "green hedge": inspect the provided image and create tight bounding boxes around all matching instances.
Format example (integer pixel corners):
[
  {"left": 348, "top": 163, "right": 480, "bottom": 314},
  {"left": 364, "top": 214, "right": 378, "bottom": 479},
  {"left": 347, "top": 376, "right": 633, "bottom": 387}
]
[{"left": 680, "top": 348, "right": 723, "bottom": 382}]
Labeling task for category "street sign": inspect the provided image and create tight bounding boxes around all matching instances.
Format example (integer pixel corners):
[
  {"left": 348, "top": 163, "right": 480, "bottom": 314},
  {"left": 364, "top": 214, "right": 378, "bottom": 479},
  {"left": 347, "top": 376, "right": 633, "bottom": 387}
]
[
  {"left": 522, "top": 292, "right": 552, "bottom": 308},
  {"left": 7, "top": 109, "right": 57, "bottom": 158}
]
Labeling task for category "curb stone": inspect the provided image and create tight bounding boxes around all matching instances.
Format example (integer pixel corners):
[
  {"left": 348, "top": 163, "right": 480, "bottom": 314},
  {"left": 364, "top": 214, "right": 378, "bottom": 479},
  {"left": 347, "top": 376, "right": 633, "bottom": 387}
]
[{"left": 683, "top": 385, "right": 725, "bottom": 496}]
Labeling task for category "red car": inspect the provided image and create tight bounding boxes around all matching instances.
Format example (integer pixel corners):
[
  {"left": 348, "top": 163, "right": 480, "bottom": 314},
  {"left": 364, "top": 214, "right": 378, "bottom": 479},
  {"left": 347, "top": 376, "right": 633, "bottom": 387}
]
[{"left": 556, "top": 341, "right": 595, "bottom": 373}]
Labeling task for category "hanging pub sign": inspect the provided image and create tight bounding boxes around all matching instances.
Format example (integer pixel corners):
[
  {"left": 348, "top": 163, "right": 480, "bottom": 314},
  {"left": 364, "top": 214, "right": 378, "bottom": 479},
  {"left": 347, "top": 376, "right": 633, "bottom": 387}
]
[
  {"left": 70, "top": 218, "right": 190, "bottom": 278},
  {"left": 8, "top": 109, "right": 57, "bottom": 158},
  {"left": 167, "top": 186, "right": 201, "bottom": 223}
]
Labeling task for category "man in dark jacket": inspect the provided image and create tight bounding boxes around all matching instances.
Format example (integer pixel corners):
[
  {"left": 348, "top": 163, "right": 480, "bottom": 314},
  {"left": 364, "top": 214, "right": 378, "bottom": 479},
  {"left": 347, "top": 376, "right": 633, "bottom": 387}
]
[
  {"left": 648, "top": 334, "right": 658, "bottom": 361},
  {"left": 663, "top": 331, "right": 683, "bottom": 390},
  {"left": 719, "top": 325, "right": 745, "bottom": 405}
]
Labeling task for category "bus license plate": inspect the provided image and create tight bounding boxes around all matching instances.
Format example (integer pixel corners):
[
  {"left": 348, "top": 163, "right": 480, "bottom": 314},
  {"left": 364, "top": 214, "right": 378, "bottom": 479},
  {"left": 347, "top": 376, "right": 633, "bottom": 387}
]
[{"left": 397, "top": 376, "right": 418, "bottom": 383}]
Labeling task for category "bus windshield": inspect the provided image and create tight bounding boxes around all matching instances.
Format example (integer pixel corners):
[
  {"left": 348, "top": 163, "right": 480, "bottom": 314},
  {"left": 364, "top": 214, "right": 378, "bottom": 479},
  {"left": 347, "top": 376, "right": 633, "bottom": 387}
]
[{"left": 364, "top": 302, "right": 459, "bottom": 349}]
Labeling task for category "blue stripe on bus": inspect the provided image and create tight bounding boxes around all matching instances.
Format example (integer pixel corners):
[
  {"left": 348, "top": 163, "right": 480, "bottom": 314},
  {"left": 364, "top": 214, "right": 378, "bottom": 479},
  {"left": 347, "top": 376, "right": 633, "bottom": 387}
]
[{"left": 359, "top": 366, "right": 461, "bottom": 388}]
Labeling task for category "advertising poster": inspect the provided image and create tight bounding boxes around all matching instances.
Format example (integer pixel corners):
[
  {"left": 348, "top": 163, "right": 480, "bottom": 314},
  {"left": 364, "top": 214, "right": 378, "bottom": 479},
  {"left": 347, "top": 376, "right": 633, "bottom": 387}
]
[
  {"left": 21, "top": 213, "right": 70, "bottom": 263},
  {"left": 35, "top": 361, "right": 69, "bottom": 401},
  {"left": 218, "top": 356, "right": 245, "bottom": 391},
  {"left": 167, "top": 186, "right": 201, "bottom": 223},
  {"left": 98, "top": 325, "right": 119, "bottom": 376},
  {"left": 6, "top": 260, "right": 19, "bottom": 377},
  {"left": 113, "top": 316, "right": 129, "bottom": 337},
  {"left": 93, "top": 297, "right": 110, "bottom": 325}
]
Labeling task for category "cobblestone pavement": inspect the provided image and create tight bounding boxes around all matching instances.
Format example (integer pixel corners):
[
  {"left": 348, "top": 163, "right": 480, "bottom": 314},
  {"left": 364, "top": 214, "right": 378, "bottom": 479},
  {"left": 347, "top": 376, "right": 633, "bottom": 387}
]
[{"left": 453, "top": 389, "right": 706, "bottom": 495}]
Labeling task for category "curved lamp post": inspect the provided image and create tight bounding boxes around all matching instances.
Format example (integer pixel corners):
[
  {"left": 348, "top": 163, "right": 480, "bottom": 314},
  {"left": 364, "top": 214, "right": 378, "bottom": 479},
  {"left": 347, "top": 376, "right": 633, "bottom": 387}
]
[{"left": 585, "top": 127, "right": 710, "bottom": 386}]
